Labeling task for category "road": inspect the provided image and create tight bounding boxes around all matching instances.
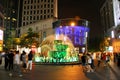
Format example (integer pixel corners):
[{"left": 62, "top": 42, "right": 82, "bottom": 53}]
[{"left": 0, "top": 61, "right": 120, "bottom": 80}]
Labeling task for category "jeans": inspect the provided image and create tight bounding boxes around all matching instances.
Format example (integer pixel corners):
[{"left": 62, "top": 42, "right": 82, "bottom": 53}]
[{"left": 27, "top": 60, "right": 32, "bottom": 70}]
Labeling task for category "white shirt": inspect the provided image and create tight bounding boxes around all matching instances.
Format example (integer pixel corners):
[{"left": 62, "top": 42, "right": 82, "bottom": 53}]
[{"left": 14, "top": 54, "right": 20, "bottom": 64}]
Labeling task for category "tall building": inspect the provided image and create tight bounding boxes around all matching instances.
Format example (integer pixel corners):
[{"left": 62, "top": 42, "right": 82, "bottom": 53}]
[
  {"left": 100, "top": 0, "right": 120, "bottom": 38},
  {"left": 0, "top": 1, "right": 4, "bottom": 51},
  {"left": 2, "top": 0, "right": 18, "bottom": 49},
  {"left": 21, "top": 0, "right": 58, "bottom": 26}
]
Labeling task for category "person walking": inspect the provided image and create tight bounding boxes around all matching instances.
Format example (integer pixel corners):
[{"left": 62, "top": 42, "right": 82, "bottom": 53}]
[
  {"left": 4, "top": 51, "right": 9, "bottom": 71},
  {"left": 97, "top": 53, "right": 101, "bottom": 67},
  {"left": 90, "top": 53, "right": 95, "bottom": 69},
  {"left": 21, "top": 51, "right": 27, "bottom": 72},
  {"left": 86, "top": 54, "right": 94, "bottom": 72},
  {"left": 81, "top": 53, "right": 87, "bottom": 72},
  {"left": 9, "top": 51, "right": 23, "bottom": 77},
  {"left": 8, "top": 51, "right": 14, "bottom": 71},
  {"left": 27, "top": 51, "right": 33, "bottom": 70}
]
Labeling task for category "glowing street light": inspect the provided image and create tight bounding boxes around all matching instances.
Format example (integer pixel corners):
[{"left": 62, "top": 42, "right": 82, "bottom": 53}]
[
  {"left": 85, "top": 31, "right": 88, "bottom": 54},
  {"left": 70, "top": 22, "right": 75, "bottom": 26}
]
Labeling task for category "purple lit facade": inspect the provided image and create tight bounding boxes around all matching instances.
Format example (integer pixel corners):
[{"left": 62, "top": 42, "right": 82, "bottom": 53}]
[
  {"left": 53, "top": 18, "right": 90, "bottom": 52},
  {"left": 55, "top": 26, "right": 89, "bottom": 46}
]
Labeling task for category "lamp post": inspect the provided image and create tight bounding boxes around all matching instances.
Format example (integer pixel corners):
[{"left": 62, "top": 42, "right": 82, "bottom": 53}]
[{"left": 85, "top": 31, "right": 88, "bottom": 54}]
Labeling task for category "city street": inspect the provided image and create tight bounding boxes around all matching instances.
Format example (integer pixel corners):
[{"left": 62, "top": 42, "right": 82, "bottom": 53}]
[{"left": 0, "top": 61, "right": 120, "bottom": 80}]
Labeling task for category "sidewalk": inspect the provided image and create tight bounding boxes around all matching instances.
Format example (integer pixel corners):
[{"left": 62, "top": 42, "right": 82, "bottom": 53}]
[{"left": 108, "top": 61, "right": 120, "bottom": 78}]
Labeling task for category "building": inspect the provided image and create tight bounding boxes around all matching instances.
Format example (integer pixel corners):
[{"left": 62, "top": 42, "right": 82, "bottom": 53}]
[
  {"left": 20, "top": 18, "right": 57, "bottom": 44},
  {"left": 2, "top": 0, "right": 18, "bottom": 49},
  {"left": 0, "top": 2, "right": 4, "bottom": 51},
  {"left": 21, "top": 0, "right": 58, "bottom": 26},
  {"left": 53, "top": 18, "right": 90, "bottom": 53},
  {"left": 100, "top": 0, "right": 120, "bottom": 52},
  {"left": 100, "top": 0, "right": 120, "bottom": 38}
]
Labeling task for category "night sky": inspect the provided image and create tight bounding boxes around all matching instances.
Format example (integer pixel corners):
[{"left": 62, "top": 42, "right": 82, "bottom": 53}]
[{"left": 58, "top": 0, "right": 105, "bottom": 38}]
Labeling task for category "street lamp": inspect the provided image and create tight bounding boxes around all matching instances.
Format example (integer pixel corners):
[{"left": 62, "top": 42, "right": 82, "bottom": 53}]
[
  {"left": 70, "top": 22, "right": 75, "bottom": 26},
  {"left": 85, "top": 31, "right": 88, "bottom": 54}
]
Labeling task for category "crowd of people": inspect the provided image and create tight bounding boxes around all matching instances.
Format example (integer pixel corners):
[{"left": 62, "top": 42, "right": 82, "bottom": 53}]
[
  {"left": 81, "top": 52, "right": 111, "bottom": 73},
  {"left": 1, "top": 50, "right": 34, "bottom": 77}
]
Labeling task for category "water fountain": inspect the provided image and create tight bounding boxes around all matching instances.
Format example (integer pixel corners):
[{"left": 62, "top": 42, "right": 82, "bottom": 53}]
[{"left": 34, "top": 34, "right": 79, "bottom": 63}]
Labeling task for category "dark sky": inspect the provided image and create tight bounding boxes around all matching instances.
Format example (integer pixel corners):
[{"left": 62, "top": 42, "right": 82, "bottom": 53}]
[{"left": 58, "top": 0, "right": 105, "bottom": 38}]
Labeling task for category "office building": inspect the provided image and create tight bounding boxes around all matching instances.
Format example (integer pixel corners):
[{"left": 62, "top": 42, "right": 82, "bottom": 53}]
[
  {"left": 21, "top": 0, "right": 58, "bottom": 26},
  {"left": 100, "top": 0, "right": 120, "bottom": 38}
]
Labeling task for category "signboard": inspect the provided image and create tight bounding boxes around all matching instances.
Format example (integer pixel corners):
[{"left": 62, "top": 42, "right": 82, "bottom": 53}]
[{"left": 112, "top": 39, "right": 120, "bottom": 52}]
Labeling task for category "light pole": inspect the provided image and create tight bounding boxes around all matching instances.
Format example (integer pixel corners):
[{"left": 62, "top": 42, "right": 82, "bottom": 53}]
[{"left": 85, "top": 31, "right": 88, "bottom": 54}]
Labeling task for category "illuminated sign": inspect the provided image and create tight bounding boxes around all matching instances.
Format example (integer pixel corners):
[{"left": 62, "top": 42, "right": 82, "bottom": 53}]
[{"left": 0, "top": 29, "right": 3, "bottom": 40}]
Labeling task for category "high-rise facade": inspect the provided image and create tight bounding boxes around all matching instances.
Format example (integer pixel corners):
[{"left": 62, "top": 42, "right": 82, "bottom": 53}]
[
  {"left": 1, "top": 0, "right": 19, "bottom": 49},
  {"left": 0, "top": 1, "right": 4, "bottom": 51},
  {"left": 100, "top": 0, "right": 120, "bottom": 38},
  {"left": 21, "top": 0, "right": 58, "bottom": 26}
]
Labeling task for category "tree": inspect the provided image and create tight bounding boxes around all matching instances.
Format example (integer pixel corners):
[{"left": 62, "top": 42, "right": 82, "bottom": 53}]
[{"left": 16, "top": 28, "right": 40, "bottom": 48}]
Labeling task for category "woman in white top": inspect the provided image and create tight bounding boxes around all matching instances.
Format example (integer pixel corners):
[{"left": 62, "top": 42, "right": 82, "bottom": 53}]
[{"left": 87, "top": 54, "right": 94, "bottom": 72}]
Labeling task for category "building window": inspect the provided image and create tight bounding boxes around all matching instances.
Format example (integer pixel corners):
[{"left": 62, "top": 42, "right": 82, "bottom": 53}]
[
  {"left": 31, "top": 6, "right": 33, "bottom": 9},
  {"left": 27, "top": 6, "right": 29, "bottom": 9},
  {"left": 40, "top": 15, "right": 42, "bottom": 19},
  {"left": 43, "top": 31, "right": 46, "bottom": 39},
  {"left": 37, "top": 10, "right": 39, "bottom": 14},
  {"left": 44, "top": 4, "right": 46, "bottom": 8},
  {"left": 24, "top": 6, "right": 26, "bottom": 9},
  {"left": 30, "top": 16, "right": 32, "bottom": 20},
  {"left": 24, "top": 1, "right": 26, "bottom": 4},
  {"left": 48, "top": 4, "right": 50, "bottom": 8},
  {"left": 31, "top": 0, "right": 33, "bottom": 3},
  {"left": 37, "top": 16, "right": 39, "bottom": 20},
  {"left": 24, "top": 11, "right": 26, "bottom": 15},
  {"left": 44, "top": 10, "right": 46, "bottom": 14},
  {"left": 23, "top": 22, "right": 25, "bottom": 26}
]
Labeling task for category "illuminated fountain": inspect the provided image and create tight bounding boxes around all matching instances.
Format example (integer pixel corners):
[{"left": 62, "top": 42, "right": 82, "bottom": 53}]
[{"left": 35, "top": 34, "right": 79, "bottom": 63}]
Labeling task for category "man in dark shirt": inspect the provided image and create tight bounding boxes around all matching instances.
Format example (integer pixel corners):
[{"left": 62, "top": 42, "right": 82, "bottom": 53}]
[
  {"left": 8, "top": 51, "right": 14, "bottom": 71},
  {"left": 27, "top": 51, "right": 33, "bottom": 70}
]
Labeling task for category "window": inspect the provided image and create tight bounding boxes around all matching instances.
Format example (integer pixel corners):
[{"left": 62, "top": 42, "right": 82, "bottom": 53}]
[
  {"left": 27, "top": 6, "right": 29, "bottom": 9},
  {"left": 44, "top": 10, "right": 46, "bottom": 14},
  {"left": 37, "top": 10, "right": 39, "bottom": 14},
  {"left": 43, "top": 31, "right": 46, "bottom": 39},
  {"left": 30, "top": 16, "right": 32, "bottom": 20},
  {"left": 31, "top": 0, "right": 33, "bottom": 3},
  {"left": 31, "top": 6, "right": 33, "bottom": 9},
  {"left": 37, "top": 16, "right": 39, "bottom": 20}
]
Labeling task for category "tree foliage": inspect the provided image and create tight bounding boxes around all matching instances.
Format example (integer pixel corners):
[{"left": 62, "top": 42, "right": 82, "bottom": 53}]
[{"left": 15, "top": 28, "right": 40, "bottom": 48}]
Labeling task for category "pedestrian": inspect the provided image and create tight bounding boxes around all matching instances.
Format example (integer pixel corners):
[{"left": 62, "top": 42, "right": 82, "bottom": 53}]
[
  {"left": 8, "top": 51, "right": 14, "bottom": 71},
  {"left": 81, "top": 53, "right": 88, "bottom": 72},
  {"left": 101, "top": 53, "right": 107, "bottom": 66},
  {"left": 4, "top": 51, "right": 9, "bottom": 71},
  {"left": 27, "top": 50, "right": 33, "bottom": 70},
  {"left": 97, "top": 53, "right": 101, "bottom": 67},
  {"left": 9, "top": 51, "right": 23, "bottom": 77},
  {"left": 21, "top": 51, "right": 27, "bottom": 72},
  {"left": 86, "top": 54, "right": 94, "bottom": 72},
  {"left": 117, "top": 53, "right": 120, "bottom": 67},
  {"left": 90, "top": 53, "right": 95, "bottom": 69},
  {"left": 0, "top": 51, "right": 2, "bottom": 65}
]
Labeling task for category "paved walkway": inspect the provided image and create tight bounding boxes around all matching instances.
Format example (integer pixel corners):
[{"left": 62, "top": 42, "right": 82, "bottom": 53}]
[{"left": 0, "top": 60, "right": 119, "bottom": 80}]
